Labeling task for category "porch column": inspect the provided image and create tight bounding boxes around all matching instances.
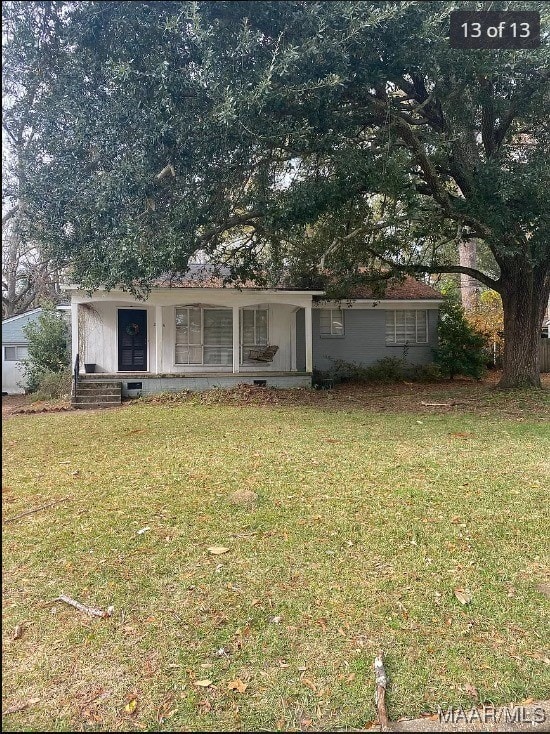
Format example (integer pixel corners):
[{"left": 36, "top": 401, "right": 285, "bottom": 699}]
[
  {"left": 305, "top": 305, "right": 313, "bottom": 373},
  {"left": 232, "top": 305, "right": 240, "bottom": 373},
  {"left": 71, "top": 300, "right": 79, "bottom": 371},
  {"left": 155, "top": 305, "right": 163, "bottom": 375},
  {"left": 290, "top": 309, "right": 297, "bottom": 372}
]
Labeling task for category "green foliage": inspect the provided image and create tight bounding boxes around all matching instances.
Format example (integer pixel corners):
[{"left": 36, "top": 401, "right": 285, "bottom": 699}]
[
  {"left": 408, "top": 362, "right": 443, "bottom": 382},
  {"left": 322, "top": 356, "right": 443, "bottom": 384},
  {"left": 21, "top": 303, "right": 70, "bottom": 392},
  {"left": 434, "top": 293, "right": 487, "bottom": 380}
]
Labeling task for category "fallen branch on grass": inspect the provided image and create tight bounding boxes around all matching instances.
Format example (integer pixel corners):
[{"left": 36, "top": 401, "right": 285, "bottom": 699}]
[
  {"left": 3, "top": 497, "right": 72, "bottom": 524},
  {"left": 2, "top": 698, "right": 40, "bottom": 716},
  {"left": 55, "top": 594, "right": 114, "bottom": 619},
  {"left": 420, "top": 401, "right": 452, "bottom": 407},
  {"left": 374, "top": 651, "right": 389, "bottom": 731}
]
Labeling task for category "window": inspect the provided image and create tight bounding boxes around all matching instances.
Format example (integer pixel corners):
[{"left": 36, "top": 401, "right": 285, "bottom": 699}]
[
  {"left": 319, "top": 309, "right": 344, "bottom": 336},
  {"left": 175, "top": 307, "right": 233, "bottom": 365},
  {"left": 385, "top": 310, "right": 428, "bottom": 344},
  {"left": 4, "top": 345, "right": 28, "bottom": 362},
  {"left": 241, "top": 308, "right": 268, "bottom": 361}
]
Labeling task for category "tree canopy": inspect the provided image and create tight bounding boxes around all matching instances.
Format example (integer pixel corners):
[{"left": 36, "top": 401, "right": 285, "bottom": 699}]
[{"left": 3, "top": 0, "right": 549, "bottom": 386}]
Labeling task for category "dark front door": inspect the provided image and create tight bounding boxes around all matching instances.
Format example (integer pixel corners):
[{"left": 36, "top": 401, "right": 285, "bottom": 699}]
[{"left": 118, "top": 309, "right": 147, "bottom": 371}]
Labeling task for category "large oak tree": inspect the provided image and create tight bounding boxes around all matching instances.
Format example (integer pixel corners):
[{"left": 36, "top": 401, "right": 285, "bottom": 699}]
[{"left": 5, "top": 1, "right": 549, "bottom": 386}]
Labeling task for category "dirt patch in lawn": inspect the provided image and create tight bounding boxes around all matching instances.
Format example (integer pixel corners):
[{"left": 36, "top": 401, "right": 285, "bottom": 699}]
[{"left": 2, "top": 394, "right": 73, "bottom": 418}]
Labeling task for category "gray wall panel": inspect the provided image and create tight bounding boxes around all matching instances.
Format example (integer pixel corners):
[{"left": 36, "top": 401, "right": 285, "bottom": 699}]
[{"left": 312, "top": 307, "right": 439, "bottom": 372}]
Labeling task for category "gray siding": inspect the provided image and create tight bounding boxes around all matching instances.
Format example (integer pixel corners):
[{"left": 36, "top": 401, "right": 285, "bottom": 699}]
[
  {"left": 312, "top": 307, "right": 439, "bottom": 372},
  {"left": 2, "top": 307, "right": 71, "bottom": 344},
  {"left": 2, "top": 309, "right": 42, "bottom": 344}
]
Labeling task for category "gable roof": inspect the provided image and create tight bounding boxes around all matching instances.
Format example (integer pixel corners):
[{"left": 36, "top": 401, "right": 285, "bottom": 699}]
[
  {"left": 152, "top": 264, "right": 311, "bottom": 291},
  {"left": 344, "top": 277, "right": 443, "bottom": 300},
  {"left": 2, "top": 306, "right": 71, "bottom": 344},
  {"left": 2, "top": 309, "right": 42, "bottom": 343},
  {"left": 151, "top": 267, "right": 442, "bottom": 300}
]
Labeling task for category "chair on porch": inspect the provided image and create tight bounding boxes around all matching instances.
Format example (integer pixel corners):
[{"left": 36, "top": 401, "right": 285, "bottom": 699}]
[{"left": 247, "top": 345, "right": 279, "bottom": 362}]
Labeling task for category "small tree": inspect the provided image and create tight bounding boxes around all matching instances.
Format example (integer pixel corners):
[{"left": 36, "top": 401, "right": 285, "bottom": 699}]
[
  {"left": 434, "top": 293, "right": 487, "bottom": 380},
  {"left": 21, "top": 302, "right": 70, "bottom": 392},
  {"left": 466, "top": 290, "right": 504, "bottom": 367}
]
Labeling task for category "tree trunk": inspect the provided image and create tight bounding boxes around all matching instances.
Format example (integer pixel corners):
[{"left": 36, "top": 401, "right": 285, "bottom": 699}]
[
  {"left": 458, "top": 240, "right": 479, "bottom": 310},
  {"left": 498, "top": 264, "right": 549, "bottom": 388}
]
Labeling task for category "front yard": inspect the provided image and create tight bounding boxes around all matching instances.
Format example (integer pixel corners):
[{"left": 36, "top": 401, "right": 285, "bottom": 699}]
[{"left": 2, "top": 385, "right": 549, "bottom": 731}]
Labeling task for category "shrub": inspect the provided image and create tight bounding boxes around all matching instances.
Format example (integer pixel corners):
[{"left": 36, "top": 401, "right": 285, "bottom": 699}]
[
  {"left": 324, "top": 356, "right": 408, "bottom": 384},
  {"left": 21, "top": 303, "right": 70, "bottom": 392},
  {"left": 434, "top": 293, "right": 487, "bottom": 380},
  {"left": 32, "top": 369, "right": 72, "bottom": 401},
  {"left": 408, "top": 362, "right": 443, "bottom": 382}
]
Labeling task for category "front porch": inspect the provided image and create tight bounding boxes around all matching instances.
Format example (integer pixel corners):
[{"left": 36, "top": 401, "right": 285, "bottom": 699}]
[{"left": 70, "top": 287, "right": 317, "bottom": 393}]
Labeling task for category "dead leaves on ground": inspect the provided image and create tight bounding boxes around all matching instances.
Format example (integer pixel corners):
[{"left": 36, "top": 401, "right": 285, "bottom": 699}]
[
  {"left": 454, "top": 588, "right": 473, "bottom": 605},
  {"left": 227, "top": 678, "right": 248, "bottom": 693},
  {"left": 123, "top": 698, "right": 138, "bottom": 715},
  {"left": 207, "top": 546, "right": 230, "bottom": 555}
]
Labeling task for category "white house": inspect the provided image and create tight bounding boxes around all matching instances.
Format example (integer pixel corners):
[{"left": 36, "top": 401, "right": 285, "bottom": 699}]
[{"left": 66, "top": 266, "right": 443, "bottom": 403}]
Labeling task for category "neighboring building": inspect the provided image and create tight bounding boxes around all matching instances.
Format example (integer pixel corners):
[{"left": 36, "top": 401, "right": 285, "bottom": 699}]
[
  {"left": 2, "top": 306, "right": 70, "bottom": 394},
  {"left": 66, "top": 267, "right": 443, "bottom": 399},
  {"left": 2, "top": 309, "right": 39, "bottom": 394}
]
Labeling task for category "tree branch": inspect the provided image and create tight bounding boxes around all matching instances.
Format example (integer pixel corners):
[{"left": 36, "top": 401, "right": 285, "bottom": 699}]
[
  {"left": 2, "top": 205, "right": 20, "bottom": 227},
  {"left": 370, "top": 254, "right": 500, "bottom": 291},
  {"left": 198, "top": 211, "right": 263, "bottom": 245}
]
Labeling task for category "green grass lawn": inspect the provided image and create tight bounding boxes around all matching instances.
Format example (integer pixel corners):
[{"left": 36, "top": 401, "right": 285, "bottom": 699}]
[{"left": 2, "top": 396, "right": 549, "bottom": 731}]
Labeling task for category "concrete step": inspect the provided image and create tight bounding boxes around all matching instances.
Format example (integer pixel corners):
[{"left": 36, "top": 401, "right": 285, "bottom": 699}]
[
  {"left": 73, "top": 394, "right": 122, "bottom": 404},
  {"left": 77, "top": 379, "right": 122, "bottom": 388},
  {"left": 72, "top": 376, "right": 122, "bottom": 408},
  {"left": 72, "top": 402, "right": 121, "bottom": 409},
  {"left": 75, "top": 386, "right": 122, "bottom": 396},
  {"left": 72, "top": 399, "right": 121, "bottom": 409}
]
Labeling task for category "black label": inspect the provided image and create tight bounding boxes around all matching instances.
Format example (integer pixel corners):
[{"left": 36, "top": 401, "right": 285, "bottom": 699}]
[{"left": 450, "top": 11, "right": 540, "bottom": 49}]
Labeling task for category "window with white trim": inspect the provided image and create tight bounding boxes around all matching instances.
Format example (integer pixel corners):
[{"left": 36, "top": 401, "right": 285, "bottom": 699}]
[
  {"left": 4, "top": 345, "right": 29, "bottom": 362},
  {"left": 385, "top": 310, "right": 428, "bottom": 344},
  {"left": 241, "top": 308, "right": 268, "bottom": 362},
  {"left": 175, "top": 307, "right": 233, "bottom": 365},
  {"left": 319, "top": 309, "right": 344, "bottom": 336}
]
